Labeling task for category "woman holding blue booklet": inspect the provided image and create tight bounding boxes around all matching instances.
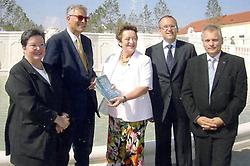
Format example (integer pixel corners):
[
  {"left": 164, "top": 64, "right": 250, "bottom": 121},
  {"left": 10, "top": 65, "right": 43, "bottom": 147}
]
[{"left": 101, "top": 24, "right": 153, "bottom": 166}]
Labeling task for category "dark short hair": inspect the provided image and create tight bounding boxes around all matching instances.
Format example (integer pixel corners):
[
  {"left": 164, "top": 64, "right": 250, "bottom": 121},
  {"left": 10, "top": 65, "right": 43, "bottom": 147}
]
[
  {"left": 116, "top": 24, "right": 138, "bottom": 42},
  {"left": 21, "top": 29, "right": 45, "bottom": 47},
  {"left": 158, "top": 15, "right": 178, "bottom": 31}
]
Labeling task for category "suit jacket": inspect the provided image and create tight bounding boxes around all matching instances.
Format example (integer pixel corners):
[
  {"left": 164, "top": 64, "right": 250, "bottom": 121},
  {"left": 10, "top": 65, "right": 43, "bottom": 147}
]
[
  {"left": 181, "top": 52, "right": 247, "bottom": 138},
  {"left": 44, "top": 30, "right": 98, "bottom": 119},
  {"left": 145, "top": 40, "right": 197, "bottom": 122},
  {"left": 5, "top": 58, "right": 63, "bottom": 161}
]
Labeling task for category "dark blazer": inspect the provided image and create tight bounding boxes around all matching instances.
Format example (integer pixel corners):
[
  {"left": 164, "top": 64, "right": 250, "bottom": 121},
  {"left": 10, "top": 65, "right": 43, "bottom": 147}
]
[
  {"left": 145, "top": 40, "right": 197, "bottom": 122},
  {"left": 181, "top": 52, "right": 247, "bottom": 138},
  {"left": 44, "top": 30, "right": 98, "bottom": 119},
  {"left": 5, "top": 58, "right": 63, "bottom": 161}
]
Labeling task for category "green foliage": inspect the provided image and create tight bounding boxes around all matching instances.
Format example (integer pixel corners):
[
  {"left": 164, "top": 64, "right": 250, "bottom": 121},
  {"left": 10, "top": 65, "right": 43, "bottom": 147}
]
[
  {"left": 0, "top": 0, "right": 43, "bottom": 31},
  {"left": 86, "top": 0, "right": 172, "bottom": 33},
  {"left": 0, "top": 0, "right": 173, "bottom": 33},
  {"left": 86, "top": 0, "right": 121, "bottom": 33}
]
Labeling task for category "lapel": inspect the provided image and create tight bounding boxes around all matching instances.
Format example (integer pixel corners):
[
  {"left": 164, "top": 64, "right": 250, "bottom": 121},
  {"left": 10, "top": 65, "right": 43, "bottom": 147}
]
[
  {"left": 43, "top": 63, "right": 56, "bottom": 92},
  {"left": 21, "top": 58, "right": 51, "bottom": 87},
  {"left": 104, "top": 52, "right": 120, "bottom": 79},
  {"left": 200, "top": 54, "right": 210, "bottom": 98},
  {"left": 155, "top": 42, "right": 170, "bottom": 77},
  {"left": 212, "top": 52, "right": 228, "bottom": 92},
  {"left": 171, "top": 40, "right": 187, "bottom": 80},
  {"left": 171, "top": 40, "right": 182, "bottom": 79}
]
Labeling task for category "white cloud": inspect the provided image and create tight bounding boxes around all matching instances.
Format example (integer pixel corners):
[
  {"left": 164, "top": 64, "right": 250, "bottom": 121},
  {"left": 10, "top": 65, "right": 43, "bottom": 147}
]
[{"left": 42, "top": 16, "right": 64, "bottom": 30}]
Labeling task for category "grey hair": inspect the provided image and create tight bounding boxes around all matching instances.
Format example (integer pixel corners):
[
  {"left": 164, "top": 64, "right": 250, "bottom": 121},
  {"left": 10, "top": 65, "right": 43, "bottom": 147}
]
[
  {"left": 201, "top": 24, "right": 223, "bottom": 40},
  {"left": 66, "top": 4, "right": 87, "bottom": 15}
]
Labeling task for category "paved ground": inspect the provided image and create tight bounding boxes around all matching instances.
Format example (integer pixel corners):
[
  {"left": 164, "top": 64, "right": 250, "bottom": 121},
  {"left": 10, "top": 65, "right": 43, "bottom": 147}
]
[
  {"left": 2, "top": 146, "right": 250, "bottom": 166},
  {"left": 86, "top": 146, "right": 250, "bottom": 166}
]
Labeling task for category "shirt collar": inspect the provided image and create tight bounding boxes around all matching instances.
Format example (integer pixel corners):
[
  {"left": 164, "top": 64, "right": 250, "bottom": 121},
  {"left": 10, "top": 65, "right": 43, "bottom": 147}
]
[
  {"left": 206, "top": 51, "right": 221, "bottom": 62},
  {"left": 67, "top": 28, "right": 80, "bottom": 43},
  {"left": 163, "top": 40, "right": 176, "bottom": 49}
]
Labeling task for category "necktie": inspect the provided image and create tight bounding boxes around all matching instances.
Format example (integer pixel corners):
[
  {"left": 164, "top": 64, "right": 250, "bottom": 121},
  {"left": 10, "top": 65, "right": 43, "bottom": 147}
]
[
  {"left": 208, "top": 58, "right": 216, "bottom": 103},
  {"left": 76, "top": 38, "right": 88, "bottom": 71},
  {"left": 166, "top": 44, "right": 174, "bottom": 72}
]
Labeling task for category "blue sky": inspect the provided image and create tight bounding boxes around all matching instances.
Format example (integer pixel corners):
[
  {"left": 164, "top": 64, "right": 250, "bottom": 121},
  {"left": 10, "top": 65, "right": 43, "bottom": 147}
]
[{"left": 15, "top": 0, "right": 250, "bottom": 30}]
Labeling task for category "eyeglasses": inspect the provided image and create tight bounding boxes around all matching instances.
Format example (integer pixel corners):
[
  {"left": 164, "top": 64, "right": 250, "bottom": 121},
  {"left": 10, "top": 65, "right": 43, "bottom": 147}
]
[
  {"left": 160, "top": 25, "right": 177, "bottom": 30},
  {"left": 69, "top": 15, "right": 90, "bottom": 22}
]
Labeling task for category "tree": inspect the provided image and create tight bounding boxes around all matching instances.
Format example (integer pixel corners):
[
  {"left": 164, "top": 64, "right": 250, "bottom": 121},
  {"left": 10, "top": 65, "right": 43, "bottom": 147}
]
[
  {"left": 205, "top": 0, "right": 222, "bottom": 19},
  {"left": 102, "top": 0, "right": 121, "bottom": 33},
  {"left": 86, "top": 0, "right": 122, "bottom": 33},
  {"left": 86, "top": 6, "right": 106, "bottom": 33},
  {"left": 154, "top": 0, "right": 171, "bottom": 23},
  {"left": 0, "top": 0, "right": 42, "bottom": 31},
  {"left": 116, "top": 14, "right": 127, "bottom": 30},
  {"left": 127, "top": 9, "right": 139, "bottom": 27},
  {"left": 139, "top": 4, "right": 153, "bottom": 33}
]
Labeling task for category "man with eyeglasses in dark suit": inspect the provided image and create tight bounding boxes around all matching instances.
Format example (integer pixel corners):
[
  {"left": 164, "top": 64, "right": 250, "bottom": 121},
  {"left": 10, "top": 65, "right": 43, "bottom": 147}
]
[{"left": 145, "top": 15, "right": 197, "bottom": 166}]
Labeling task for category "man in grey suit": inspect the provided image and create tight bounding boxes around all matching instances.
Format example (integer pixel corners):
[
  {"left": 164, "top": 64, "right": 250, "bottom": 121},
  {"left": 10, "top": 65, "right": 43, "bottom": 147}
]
[
  {"left": 181, "top": 24, "right": 247, "bottom": 166},
  {"left": 145, "top": 15, "right": 197, "bottom": 166}
]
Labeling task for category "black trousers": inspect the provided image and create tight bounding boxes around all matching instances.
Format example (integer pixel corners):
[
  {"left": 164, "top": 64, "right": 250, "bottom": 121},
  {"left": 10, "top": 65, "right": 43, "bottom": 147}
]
[
  {"left": 56, "top": 112, "right": 95, "bottom": 166},
  {"left": 155, "top": 103, "right": 192, "bottom": 166},
  {"left": 194, "top": 135, "right": 235, "bottom": 166}
]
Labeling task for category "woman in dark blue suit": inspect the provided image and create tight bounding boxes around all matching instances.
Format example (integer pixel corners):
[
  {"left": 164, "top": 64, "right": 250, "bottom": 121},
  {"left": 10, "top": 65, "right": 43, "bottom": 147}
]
[{"left": 4, "top": 29, "right": 70, "bottom": 166}]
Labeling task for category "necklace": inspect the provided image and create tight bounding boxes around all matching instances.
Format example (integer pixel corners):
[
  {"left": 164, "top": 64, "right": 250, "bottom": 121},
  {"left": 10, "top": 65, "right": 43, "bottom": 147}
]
[{"left": 119, "top": 52, "right": 131, "bottom": 64}]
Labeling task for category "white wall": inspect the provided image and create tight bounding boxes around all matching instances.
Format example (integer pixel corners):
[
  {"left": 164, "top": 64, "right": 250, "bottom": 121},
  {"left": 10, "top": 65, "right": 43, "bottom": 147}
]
[
  {"left": 0, "top": 31, "right": 249, "bottom": 74},
  {"left": 0, "top": 32, "right": 162, "bottom": 74}
]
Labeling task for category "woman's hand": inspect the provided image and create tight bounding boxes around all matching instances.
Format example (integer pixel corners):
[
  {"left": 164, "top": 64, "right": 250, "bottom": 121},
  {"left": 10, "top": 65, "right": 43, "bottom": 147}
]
[
  {"left": 108, "top": 96, "right": 126, "bottom": 107},
  {"left": 54, "top": 115, "right": 70, "bottom": 133},
  {"left": 88, "top": 77, "right": 96, "bottom": 90}
]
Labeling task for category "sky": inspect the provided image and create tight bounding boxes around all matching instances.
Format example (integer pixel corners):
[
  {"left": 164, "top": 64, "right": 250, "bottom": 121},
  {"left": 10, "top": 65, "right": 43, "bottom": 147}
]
[{"left": 15, "top": 0, "right": 250, "bottom": 30}]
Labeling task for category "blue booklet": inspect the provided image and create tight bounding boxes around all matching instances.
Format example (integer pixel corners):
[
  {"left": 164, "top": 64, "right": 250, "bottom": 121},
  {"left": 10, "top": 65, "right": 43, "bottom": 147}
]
[{"left": 96, "top": 75, "right": 121, "bottom": 101}]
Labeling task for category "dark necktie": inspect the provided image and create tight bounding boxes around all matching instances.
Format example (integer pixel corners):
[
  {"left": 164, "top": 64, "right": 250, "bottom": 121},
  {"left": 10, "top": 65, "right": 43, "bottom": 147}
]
[{"left": 166, "top": 44, "right": 174, "bottom": 72}]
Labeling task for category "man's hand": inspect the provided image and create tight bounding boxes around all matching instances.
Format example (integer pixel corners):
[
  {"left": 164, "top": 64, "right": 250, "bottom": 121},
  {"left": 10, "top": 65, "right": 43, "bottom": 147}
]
[
  {"left": 88, "top": 77, "right": 96, "bottom": 90},
  {"left": 212, "top": 117, "right": 225, "bottom": 128},
  {"left": 54, "top": 115, "right": 70, "bottom": 133},
  {"left": 196, "top": 116, "right": 217, "bottom": 130}
]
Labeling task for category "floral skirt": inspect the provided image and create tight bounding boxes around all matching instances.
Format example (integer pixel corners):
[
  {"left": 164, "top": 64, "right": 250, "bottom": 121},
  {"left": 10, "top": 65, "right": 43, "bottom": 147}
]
[{"left": 106, "top": 116, "right": 148, "bottom": 166}]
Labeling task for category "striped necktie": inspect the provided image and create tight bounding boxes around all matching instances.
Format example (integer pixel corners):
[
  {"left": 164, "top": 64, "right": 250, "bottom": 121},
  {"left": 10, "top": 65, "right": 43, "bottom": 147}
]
[{"left": 76, "top": 37, "right": 88, "bottom": 71}]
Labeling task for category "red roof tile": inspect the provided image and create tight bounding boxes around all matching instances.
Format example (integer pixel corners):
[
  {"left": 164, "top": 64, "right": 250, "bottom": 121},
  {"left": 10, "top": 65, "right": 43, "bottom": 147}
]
[{"left": 178, "top": 11, "right": 250, "bottom": 35}]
